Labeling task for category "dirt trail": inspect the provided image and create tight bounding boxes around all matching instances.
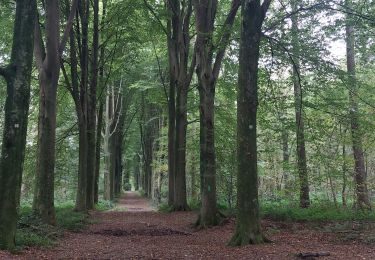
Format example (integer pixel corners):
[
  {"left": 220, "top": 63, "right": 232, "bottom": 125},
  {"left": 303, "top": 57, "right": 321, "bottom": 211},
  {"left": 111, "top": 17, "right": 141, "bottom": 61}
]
[
  {"left": 2, "top": 192, "right": 375, "bottom": 259},
  {"left": 110, "top": 191, "right": 154, "bottom": 212}
]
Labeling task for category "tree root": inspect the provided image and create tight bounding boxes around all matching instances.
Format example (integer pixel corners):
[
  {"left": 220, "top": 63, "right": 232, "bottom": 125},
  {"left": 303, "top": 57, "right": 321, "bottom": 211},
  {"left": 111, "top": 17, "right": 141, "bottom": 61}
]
[{"left": 228, "top": 231, "right": 271, "bottom": 246}]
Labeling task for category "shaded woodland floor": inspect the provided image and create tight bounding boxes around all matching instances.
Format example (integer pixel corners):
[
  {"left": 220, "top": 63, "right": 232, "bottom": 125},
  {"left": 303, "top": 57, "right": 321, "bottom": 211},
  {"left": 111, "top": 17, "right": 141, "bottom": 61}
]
[{"left": 1, "top": 192, "right": 375, "bottom": 259}]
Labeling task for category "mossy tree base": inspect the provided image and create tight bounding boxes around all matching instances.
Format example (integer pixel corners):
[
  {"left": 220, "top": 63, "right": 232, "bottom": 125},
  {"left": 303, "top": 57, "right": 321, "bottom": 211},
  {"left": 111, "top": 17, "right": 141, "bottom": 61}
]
[
  {"left": 229, "top": 231, "right": 270, "bottom": 246},
  {"left": 171, "top": 205, "right": 190, "bottom": 212},
  {"left": 195, "top": 211, "right": 226, "bottom": 229}
]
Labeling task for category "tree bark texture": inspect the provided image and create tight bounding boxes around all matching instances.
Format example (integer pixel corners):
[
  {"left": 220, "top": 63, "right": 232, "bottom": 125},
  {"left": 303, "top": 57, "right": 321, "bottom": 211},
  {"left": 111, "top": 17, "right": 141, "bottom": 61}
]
[
  {"left": 33, "top": 0, "right": 78, "bottom": 223},
  {"left": 94, "top": 102, "right": 104, "bottom": 203},
  {"left": 74, "top": 0, "right": 90, "bottom": 212},
  {"left": 345, "top": 6, "right": 371, "bottom": 210},
  {"left": 33, "top": 0, "right": 61, "bottom": 225},
  {"left": 0, "top": 0, "right": 36, "bottom": 250},
  {"left": 193, "top": 0, "right": 240, "bottom": 227},
  {"left": 229, "top": 0, "right": 271, "bottom": 246},
  {"left": 165, "top": 0, "right": 195, "bottom": 211},
  {"left": 86, "top": 0, "right": 99, "bottom": 209},
  {"left": 291, "top": 0, "right": 310, "bottom": 208}
]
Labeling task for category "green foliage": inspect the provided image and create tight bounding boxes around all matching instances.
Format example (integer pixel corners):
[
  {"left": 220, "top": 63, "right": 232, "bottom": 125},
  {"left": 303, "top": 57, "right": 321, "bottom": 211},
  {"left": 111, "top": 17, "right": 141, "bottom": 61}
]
[
  {"left": 55, "top": 203, "right": 87, "bottom": 232},
  {"left": 15, "top": 203, "right": 88, "bottom": 249},
  {"left": 158, "top": 203, "right": 174, "bottom": 213},
  {"left": 188, "top": 198, "right": 201, "bottom": 211},
  {"left": 262, "top": 201, "right": 375, "bottom": 222},
  {"left": 95, "top": 200, "right": 115, "bottom": 211},
  {"left": 16, "top": 231, "right": 55, "bottom": 248}
]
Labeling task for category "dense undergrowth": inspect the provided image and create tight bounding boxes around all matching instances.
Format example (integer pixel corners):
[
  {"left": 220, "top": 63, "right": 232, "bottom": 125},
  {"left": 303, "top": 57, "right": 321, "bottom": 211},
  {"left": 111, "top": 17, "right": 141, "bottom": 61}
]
[
  {"left": 158, "top": 198, "right": 375, "bottom": 223},
  {"left": 15, "top": 200, "right": 113, "bottom": 249},
  {"left": 261, "top": 201, "right": 375, "bottom": 222}
]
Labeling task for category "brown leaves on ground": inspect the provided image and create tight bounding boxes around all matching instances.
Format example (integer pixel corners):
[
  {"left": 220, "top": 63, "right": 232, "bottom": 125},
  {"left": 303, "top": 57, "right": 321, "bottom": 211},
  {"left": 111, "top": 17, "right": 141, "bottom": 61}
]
[{"left": 2, "top": 192, "right": 375, "bottom": 259}]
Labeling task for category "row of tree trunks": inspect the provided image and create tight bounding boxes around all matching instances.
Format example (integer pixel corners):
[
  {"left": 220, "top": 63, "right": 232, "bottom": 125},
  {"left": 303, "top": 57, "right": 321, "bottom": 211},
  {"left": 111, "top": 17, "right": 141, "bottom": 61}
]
[
  {"left": 61, "top": 0, "right": 100, "bottom": 212},
  {"left": 140, "top": 101, "right": 160, "bottom": 197},
  {"left": 0, "top": 0, "right": 36, "bottom": 250},
  {"left": 164, "top": 0, "right": 194, "bottom": 210},
  {"left": 103, "top": 87, "right": 121, "bottom": 200}
]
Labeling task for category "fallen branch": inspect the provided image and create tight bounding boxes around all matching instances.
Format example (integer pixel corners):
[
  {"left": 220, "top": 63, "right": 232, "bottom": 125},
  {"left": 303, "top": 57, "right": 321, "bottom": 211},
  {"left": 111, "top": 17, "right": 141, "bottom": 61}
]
[{"left": 296, "top": 252, "right": 330, "bottom": 258}]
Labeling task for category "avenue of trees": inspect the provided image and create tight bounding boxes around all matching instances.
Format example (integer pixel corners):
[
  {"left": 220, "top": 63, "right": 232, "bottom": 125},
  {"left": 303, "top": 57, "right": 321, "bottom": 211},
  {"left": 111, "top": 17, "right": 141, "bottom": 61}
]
[{"left": 1, "top": 0, "right": 375, "bottom": 251}]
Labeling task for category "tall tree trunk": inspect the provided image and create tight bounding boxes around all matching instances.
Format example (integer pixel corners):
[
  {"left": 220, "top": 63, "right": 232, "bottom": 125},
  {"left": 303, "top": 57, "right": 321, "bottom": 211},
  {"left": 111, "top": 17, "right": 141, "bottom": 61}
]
[
  {"left": 345, "top": 5, "right": 371, "bottom": 210},
  {"left": 291, "top": 0, "right": 310, "bottom": 208},
  {"left": 174, "top": 81, "right": 189, "bottom": 210},
  {"left": 197, "top": 86, "right": 217, "bottom": 226},
  {"left": 94, "top": 102, "right": 104, "bottom": 203},
  {"left": 164, "top": 0, "right": 195, "bottom": 209},
  {"left": 86, "top": 0, "right": 99, "bottom": 209},
  {"left": 193, "top": 0, "right": 240, "bottom": 227},
  {"left": 0, "top": 0, "right": 36, "bottom": 250},
  {"left": 190, "top": 146, "right": 197, "bottom": 199},
  {"left": 281, "top": 116, "right": 290, "bottom": 193},
  {"left": 193, "top": 0, "right": 219, "bottom": 227},
  {"left": 167, "top": 32, "right": 177, "bottom": 206},
  {"left": 33, "top": 0, "right": 61, "bottom": 225},
  {"left": 74, "top": 0, "right": 90, "bottom": 212},
  {"left": 229, "top": 0, "right": 271, "bottom": 246},
  {"left": 342, "top": 135, "right": 347, "bottom": 207},
  {"left": 103, "top": 92, "right": 113, "bottom": 200},
  {"left": 33, "top": 0, "right": 78, "bottom": 224}
]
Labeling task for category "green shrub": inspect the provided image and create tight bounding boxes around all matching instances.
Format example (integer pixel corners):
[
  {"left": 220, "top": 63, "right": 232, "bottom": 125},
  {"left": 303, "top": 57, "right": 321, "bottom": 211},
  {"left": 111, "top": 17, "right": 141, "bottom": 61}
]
[
  {"left": 55, "top": 205, "right": 87, "bottom": 231},
  {"left": 261, "top": 201, "right": 375, "bottom": 222},
  {"left": 16, "top": 202, "right": 88, "bottom": 249},
  {"left": 158, "top": 202, "right": 174, "bottom": 212},
  {"left": 16, "top": 230, "right": 55, "bottom": 248},
  {"left": 95, "top": 200, "right": 115, "bottom": 211}
]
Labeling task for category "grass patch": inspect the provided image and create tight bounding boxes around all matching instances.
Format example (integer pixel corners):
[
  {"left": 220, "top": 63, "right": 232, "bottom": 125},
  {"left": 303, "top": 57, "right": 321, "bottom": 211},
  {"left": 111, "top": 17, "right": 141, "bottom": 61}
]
[
  {"left": 16, "top": 231, "right": 55, "bottom": 248},
  {"left": 16, "top": 201, "right": 88, "bottom": 249},
  {"left": 55, "top": 202, "right": 87, "bottom": 231},
  {"left": 95, "top": 200, "right": 115, "bottom": 211},
  {"left": 261, "top": 201, "right": 375, "bottom": 222},
  {"left": 158, "top": 202, "right": 174, "bottom": 213}
]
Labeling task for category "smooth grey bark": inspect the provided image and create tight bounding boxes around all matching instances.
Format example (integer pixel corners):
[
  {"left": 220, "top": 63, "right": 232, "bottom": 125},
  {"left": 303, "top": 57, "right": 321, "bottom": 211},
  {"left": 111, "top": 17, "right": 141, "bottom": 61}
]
[{"left": 0, "top": 0, "right": 36, "bottom": 250}]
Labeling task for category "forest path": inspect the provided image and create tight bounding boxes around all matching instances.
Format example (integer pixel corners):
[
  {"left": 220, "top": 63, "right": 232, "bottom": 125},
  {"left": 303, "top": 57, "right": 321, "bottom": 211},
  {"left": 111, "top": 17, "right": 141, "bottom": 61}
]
[
  {"left": 12, "top": 193, "right": 375, "bottom": 259},
  {"left": 110, "top": 191, "right": 154, "bottom": 212}
]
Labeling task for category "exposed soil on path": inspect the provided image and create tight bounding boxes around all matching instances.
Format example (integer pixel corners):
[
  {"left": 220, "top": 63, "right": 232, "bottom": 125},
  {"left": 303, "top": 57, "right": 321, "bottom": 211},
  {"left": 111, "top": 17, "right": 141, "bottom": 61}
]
[{"left": 2, "top": 192, "right": 375, "bottom": 259}]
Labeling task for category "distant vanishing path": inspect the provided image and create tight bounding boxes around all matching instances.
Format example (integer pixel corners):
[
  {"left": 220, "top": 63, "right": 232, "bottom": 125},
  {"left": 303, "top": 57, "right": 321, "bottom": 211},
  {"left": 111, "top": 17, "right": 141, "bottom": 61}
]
[{"left": 112, "top": 191, "right": 154, "bottom": 212}]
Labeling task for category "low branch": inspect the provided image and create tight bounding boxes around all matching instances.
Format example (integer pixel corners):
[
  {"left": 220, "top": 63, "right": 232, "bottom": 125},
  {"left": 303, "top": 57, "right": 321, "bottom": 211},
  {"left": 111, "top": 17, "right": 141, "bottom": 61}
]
[
  {"left": 33, "top": 16, "right": 45, "bottom": 71},
  {"left": 265, "top": 2, "right": 325, "bottom": 32},
  {"left": 59, "top": 0, "right": 79, "bottom": 56},
  {"left": 212, "top": 0, "right": 240, "bottom": 80},
  {"left": 143, "top": 0, "right": 169, "bottom": 37},
  {"left": 187, "top": 118, "right": 199, "bottom": 125},
  {"left": 262, "top": 0, "right": 273, "bottom": 15},
  {"left": 152, "top": 41, "right": 169, "bottom": 103}
]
